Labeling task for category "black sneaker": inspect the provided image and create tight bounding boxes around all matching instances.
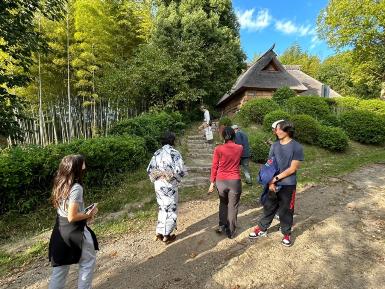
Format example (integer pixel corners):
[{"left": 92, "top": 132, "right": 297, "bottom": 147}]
[{"left": 226, "top": 228, "right": 236, "bottom": 239}]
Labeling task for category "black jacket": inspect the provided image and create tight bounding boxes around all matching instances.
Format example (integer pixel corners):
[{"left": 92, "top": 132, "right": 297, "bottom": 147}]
[{"left": 48, "top": 215, "right": 99, "bottom": 267}]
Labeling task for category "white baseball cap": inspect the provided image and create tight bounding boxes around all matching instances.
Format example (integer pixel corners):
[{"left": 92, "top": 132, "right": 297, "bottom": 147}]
[
  {"left": 231, "top": 125, "right": 239, "bottom": 129},
  {"left": 271, "top": 119, "right": 285, "bottom": 129}
]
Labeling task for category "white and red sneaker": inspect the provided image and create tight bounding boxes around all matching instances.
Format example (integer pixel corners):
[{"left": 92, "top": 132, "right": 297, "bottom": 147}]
[
  {"left": 248, "top": 226, "right": 267, "bottom": 239},
  {"left": 281, "top": 234, "right": 292, "bottom": 247}
]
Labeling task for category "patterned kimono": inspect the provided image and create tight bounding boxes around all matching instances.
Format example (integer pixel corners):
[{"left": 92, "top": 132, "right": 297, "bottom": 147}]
[{"left": 147, "top": 145, "right": 187, "bottom": 236}]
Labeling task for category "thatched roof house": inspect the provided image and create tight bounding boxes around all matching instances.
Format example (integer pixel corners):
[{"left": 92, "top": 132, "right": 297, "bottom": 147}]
[
  {"left": 217, "top": 45, "right": 341, "bottom": 115},
  {"left": 284, "top": 65, "right": 341, "bottom": 98}
]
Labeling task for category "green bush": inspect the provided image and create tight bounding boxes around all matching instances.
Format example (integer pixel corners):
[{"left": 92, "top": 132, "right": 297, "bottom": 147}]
[
  {"left": 317, "top": 125, "right": 349, "bottom": 152},
  {"left": 319, "top": 114, "right": 341, "bottom": 127},
  {"left": 358, "top": 99, "right": 385, "bottom": 116},
  {"left": 262, "top": 110, "right": 291, "bottom": 132},
  {"left": 0, "top": 136, "right": 146, "bottom": 214},
  {"left": 334, "top": 97, "right": 361, "bottom": 113},
  {"left": 272, "top": 87, "right": 297, "bottom": 106},
  {"left": 110, "top": 111, "right": 185, "bottom": 151},
  {"left": 290, "top": 114, "right": 321, "bottom": 144},
  {"left": 238, "top": 98, "right": 279, "bottom": 125},
  {"left": 218, "top": 116, "right": 232, "bottom": 127},
  {"left": 324, "top": 97, "right": 338, "bottom": 110},
  {"left": 340, "top": 110, "right": 385, "bottom": 144},
  {"left": 249, "top": 132, "right": 271, "bottom": 163},
  {"left": 286, "top": 96, "right": 331, "bottom": 120}
]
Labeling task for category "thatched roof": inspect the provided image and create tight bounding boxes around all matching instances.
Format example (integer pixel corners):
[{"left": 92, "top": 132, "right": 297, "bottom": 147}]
[
  {"left": 284, "top": 66, "right": 341, "bottom": 97},
  {"left": 217, "top": 45, "right": 308, "bottom": 106}
]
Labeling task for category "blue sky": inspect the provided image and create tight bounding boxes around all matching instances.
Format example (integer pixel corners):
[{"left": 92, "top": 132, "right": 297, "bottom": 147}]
[{"left": 232, "top": 0, "right": 335, "bottom": 62}]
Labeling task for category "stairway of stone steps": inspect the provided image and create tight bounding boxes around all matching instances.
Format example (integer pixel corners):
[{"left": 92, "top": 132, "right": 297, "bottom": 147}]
[{"left": 180, "top": 123, "right": 218, "bottom": 188}]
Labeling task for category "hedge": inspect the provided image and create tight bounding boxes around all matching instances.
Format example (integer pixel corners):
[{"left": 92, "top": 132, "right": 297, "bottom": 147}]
[
  {"left": 319, "top": 114, "right": 341, "bottom": 127},
  {"left": 290, "top": 114, "right": 321, "bottom": 145},
  {"left": 218, "top": 116, "right": 233, "bottom": 127},
  {"left": 286, "top": 96, "right": 331, "bottom": 120},
  {"left": 262, "top": 110, "right": 291, "bottom": 132},
  {"left": 272, "top": 87, "right": 296, "bottom": 106},
  {"left": 0, "top": 136, "right": 146, "bottom": 214},
  {"left": 358, "top": 99, "right": 385, "bottom": 116},
  {"left": 249, "top": 132, "right": 271, "bottom": 163},
  {"left": 238, "top": 98, "right": 279, "bottom": 125},
  {"left": 317, "top": 125, "right": 349, "bottom": 152},
  {"left": 109, "top": 111, "right": 185, "bottom": 151},
  {"left": 334, "top": 97, "right": 361, "bottom": 113},
  {"left": 340, "top": 110, "right": 385, "bottom": 144}
]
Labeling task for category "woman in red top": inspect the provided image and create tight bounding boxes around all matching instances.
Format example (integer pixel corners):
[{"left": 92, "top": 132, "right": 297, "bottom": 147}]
[{"left": 208, "top": 126, "right": 243, "bottom": 239}]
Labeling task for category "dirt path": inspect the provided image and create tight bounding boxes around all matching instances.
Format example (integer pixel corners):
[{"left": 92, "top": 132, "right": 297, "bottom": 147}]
[{"left": 1, "top": 164, "right": 385, "bottom": 289}]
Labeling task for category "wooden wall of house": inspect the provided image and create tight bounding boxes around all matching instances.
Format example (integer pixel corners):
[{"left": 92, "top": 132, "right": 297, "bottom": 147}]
[{"left": 221, "top": 89, "right": 274, "bottom": 116}]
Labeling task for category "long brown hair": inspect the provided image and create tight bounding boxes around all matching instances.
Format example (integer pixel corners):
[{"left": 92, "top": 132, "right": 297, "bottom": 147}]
[{"left": 51, "top": 154, "right": 85, "bottom": 208}]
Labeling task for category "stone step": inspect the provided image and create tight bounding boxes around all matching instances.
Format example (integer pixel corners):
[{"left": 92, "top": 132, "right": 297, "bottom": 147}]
[
  {"left": 187, "top": 135, "right": 206, "bottom": 141},
  {"left": 188, "top": 150, "right": 214, "bottom": 156},
  {"left": 187, "top": 165, "right": 211, "bottom": 173},
  {"left": 187, "top": 145, "right": 214, "bottom": 150},
  {"left": 187, "top": 152, "right": 213, "bottom": 158},
  {"left": 180, "top": 181, "right": 208, "bottom": 188},
  {"left": 181, "top": 183, "right": 208, "bottom": 188},
  {"left": 187, "top": 140, "right": 214, "bottom": 145},
  {"left": 188, "top": 159, "right": 212, "bottom": 166},
  {"left": 181, "top": 176, "right": 209, "bottom": 184},
  {"left": 187, "top": 138, "right": 212, "bottom": 143}
]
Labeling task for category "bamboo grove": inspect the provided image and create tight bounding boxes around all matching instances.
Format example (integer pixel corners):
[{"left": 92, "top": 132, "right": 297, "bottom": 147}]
[{"left": 1, "top": 0, "right": 246, "bottom": 146}]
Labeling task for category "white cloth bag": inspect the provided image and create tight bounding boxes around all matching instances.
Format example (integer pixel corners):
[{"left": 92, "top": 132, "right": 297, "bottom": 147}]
[{"left": 205, "top": 126, "right": 213, "bottom": 141}]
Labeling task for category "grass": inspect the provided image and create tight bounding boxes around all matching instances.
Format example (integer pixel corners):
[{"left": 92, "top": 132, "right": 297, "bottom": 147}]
[
  {"left": 0, "top": 240, "right": 47, "bottom": 277},
  {"left": 298, "top": 142, "right": 385, "bottom": 183},
  {"left": 243, "top": 125, "right": 385, "bottom": 185}
]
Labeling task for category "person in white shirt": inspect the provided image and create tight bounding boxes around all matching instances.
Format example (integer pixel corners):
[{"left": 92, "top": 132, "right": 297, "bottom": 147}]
[{"left": 198, "top": 105, "right": 213, "bottom": 143}]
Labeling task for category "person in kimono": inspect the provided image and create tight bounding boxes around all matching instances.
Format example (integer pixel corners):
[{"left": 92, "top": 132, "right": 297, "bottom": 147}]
[{"left": 147, "top": 131, "right": 187, "bottom": 244}]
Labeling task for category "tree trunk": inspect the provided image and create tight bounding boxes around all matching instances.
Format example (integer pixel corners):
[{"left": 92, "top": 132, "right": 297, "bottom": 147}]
[
  {"left": 38, "top": 18, "right": 45, "bottom": 146},
  {"left": 67, "top": 5, "right": 73, "bottom": 141}
]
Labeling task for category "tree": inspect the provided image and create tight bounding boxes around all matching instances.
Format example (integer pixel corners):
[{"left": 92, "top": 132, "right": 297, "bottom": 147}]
[
  {"left": 146, "top": 0, "right": 246, "bottom": 108},
  {"left": 318, "top": 0, "right": 385, "bottom": 99},
  {"left": 279, "top": 43, "right": 321, "bottom": 78},
  {"left": 317, "top": 51, "right": 380, "bottom": 98},
  {"left": 0, "top": 0, "right": 65, "bottom": 142},
  {"left": 317, "top": 52, "right": 355, "bottom": 97}
]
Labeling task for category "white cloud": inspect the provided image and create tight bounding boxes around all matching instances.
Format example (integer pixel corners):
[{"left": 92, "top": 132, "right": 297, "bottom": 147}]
[
  {"left": 236, "top": 9, "right": 272, "bottom": 31},
  {"left": 275, "top": 20, "right": 314, "bottom": 37},
  {"left": 310, "top": 34, "right": 322, "bottom": 50}
]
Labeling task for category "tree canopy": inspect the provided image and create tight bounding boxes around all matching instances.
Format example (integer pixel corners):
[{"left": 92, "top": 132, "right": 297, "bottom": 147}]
[{"left": 318, "top": 0, "right": 385, "bottom": 99}]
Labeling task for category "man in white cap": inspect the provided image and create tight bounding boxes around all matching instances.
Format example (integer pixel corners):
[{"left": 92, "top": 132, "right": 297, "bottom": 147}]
[
  {"left": 232, "top": 124, "right": 252, "bottom": 185},
  {"left": 267, "top": 119, "right": 285, "bottom": 145}
]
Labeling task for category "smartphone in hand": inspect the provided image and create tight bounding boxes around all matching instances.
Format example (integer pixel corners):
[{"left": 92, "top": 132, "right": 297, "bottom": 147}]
[{"left": 84, "top": 203, "right": 97, "bottom": 214}]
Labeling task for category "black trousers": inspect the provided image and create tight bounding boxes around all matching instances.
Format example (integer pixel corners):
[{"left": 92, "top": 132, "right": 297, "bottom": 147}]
[
  {"left": 216, "top": 179, "right": 242, "bottom": 236},
  {"left": 258, "top": 185, "right": 296, "bottom": 235}
]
